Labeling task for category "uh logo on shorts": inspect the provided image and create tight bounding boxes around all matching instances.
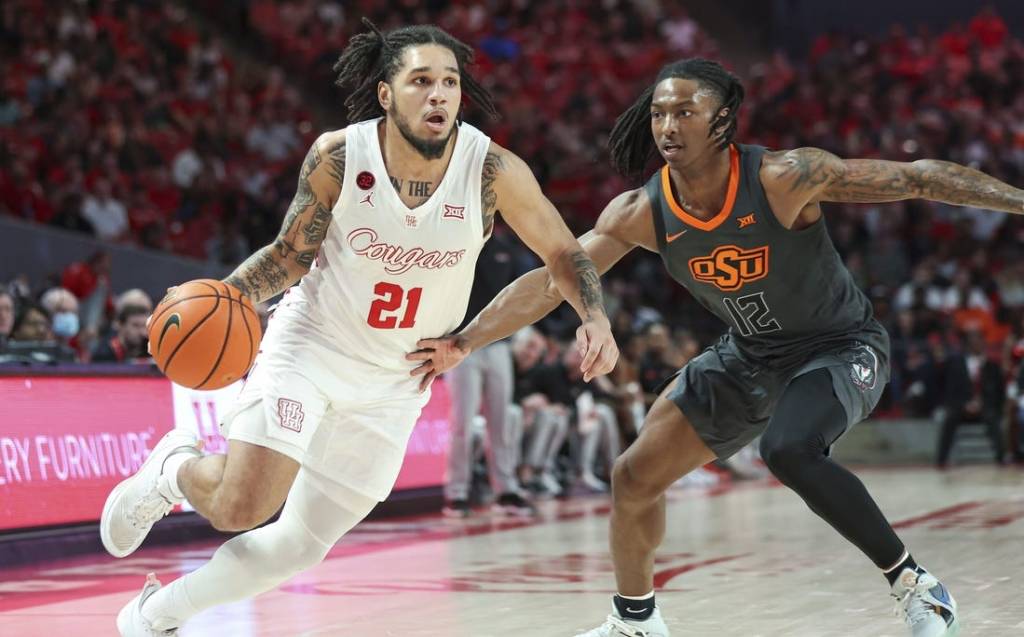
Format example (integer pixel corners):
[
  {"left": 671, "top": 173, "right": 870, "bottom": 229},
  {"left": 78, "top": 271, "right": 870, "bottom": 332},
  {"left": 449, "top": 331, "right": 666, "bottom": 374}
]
[
  {"left": 277, "top": 398, "right": 305, "bottom": 432},
  {"left": 688, "top": 245, "right": 769, "bottom": 292}
]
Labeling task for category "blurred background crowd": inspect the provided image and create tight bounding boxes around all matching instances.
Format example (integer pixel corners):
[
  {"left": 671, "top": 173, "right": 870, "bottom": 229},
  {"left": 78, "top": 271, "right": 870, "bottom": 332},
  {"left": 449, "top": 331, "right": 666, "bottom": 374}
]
[{"left": 2, "top": 1, "right": 1023, "bottom": 493}]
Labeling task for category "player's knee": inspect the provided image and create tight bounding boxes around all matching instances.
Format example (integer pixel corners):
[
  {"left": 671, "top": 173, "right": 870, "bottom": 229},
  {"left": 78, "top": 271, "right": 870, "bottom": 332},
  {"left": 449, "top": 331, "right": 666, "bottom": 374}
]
[
  {"left": 611, "top": 456, "right": 660, "bottom": 505},
  {"left": 209, "top": 492, "right": 276, "bottom": 532},
  {"left": 759, "top": 436, "right": 811, "bottom": 481}
]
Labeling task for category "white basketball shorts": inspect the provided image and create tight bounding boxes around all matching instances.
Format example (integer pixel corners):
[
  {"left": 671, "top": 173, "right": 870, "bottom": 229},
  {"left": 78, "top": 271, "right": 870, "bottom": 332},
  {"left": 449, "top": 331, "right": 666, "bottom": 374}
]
[{"left": 220, "top": 302, "right": 431, "bottom": 502}]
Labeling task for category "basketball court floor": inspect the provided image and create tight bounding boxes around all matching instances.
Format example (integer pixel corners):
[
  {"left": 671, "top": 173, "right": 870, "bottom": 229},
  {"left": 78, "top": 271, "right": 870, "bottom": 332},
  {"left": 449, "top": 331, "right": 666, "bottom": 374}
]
[{"left": 1, "top": 466, "right": 1021, "bottom": 636}]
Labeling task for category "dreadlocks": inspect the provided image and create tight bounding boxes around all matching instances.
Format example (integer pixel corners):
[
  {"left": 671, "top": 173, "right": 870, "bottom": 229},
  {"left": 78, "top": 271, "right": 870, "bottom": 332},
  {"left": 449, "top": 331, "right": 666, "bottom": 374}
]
[
  {"left": 608, "top": 58, "right": 745, "bottom": 179},
  {"left": 333, "top": 18, "right": 498, "bottom": 124}
]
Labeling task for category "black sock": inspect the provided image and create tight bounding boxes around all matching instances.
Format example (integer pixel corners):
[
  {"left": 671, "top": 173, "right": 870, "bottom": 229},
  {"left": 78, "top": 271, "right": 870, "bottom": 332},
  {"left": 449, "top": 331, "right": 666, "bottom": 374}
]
[
  {"left": 883, "top": 553, "right": 919, "bottom": 586},
  {"left": 613, "top": 593, "right": 655, "bottom": 621}
]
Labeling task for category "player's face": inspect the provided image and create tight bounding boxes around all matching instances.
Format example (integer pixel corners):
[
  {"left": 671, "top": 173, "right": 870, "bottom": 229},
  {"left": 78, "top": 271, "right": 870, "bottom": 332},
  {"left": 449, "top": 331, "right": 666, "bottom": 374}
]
[
  {"left": 385, "top": 44, "right": 461, "bottom": 160},
  {"left": 650, "top": 77, "right": 728, "bottom": 166}
]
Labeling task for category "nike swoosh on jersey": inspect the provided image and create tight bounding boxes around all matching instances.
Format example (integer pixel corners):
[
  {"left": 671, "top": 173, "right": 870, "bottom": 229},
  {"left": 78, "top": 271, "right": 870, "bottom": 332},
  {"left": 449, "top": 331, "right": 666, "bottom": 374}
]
[{"left": 666, "top": 229, "right": 687, "bottom": 242}]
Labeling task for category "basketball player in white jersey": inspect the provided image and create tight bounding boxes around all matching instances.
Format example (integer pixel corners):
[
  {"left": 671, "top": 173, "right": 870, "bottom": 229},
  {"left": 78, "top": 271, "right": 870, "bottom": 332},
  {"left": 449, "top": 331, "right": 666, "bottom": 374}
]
[{"left": 101, "top": 19, "right": 618, "bottom": 635}]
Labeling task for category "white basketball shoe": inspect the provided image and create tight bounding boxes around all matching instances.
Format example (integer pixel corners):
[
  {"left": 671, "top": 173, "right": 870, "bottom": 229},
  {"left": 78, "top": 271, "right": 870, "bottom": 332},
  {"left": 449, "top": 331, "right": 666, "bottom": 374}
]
[
  {"left": 891, "top": 567, "right": 961, "bottom": 636},
  {"left": 101, "top": 429, "right": 201, "bottom": 557},
  {"left": 574, "top": 606, "right": 670, "bottom": 637},
  {"left": 117, "top": 573, "right": 177, "bottom": 636}
]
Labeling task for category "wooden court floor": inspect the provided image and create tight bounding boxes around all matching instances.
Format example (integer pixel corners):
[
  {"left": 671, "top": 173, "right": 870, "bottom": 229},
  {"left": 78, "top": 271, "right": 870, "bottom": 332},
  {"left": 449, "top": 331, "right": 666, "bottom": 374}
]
[{"left": 1, "top": 466, "right": 1021, "bottom": 636}]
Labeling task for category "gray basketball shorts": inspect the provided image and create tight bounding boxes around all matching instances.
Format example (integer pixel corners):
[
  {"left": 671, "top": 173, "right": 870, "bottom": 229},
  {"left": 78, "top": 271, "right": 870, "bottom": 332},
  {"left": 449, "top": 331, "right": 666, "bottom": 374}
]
[{"left": 661, "top": 335, "right": 889, "bottom": 459}]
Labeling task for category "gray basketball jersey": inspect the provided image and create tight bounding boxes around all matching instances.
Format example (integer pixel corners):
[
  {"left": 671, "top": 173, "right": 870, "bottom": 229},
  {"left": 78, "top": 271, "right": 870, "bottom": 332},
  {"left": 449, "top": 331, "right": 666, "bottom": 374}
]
[{"left": 646, "top": 144, "right": 888, "bottom": 370}]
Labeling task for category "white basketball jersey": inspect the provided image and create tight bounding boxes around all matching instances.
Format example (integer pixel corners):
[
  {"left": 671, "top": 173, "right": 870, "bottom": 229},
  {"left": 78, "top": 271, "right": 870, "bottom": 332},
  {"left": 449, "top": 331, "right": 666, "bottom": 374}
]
[{"left": 280, "top": 118, "right": 490, "bottom": 374}]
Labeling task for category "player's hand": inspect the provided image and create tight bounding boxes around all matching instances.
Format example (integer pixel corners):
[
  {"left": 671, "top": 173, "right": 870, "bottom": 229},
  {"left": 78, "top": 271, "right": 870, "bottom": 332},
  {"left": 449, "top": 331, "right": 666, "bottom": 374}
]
[
  {"left": 576, "top": 316, "right": 618, "bottom": 382},
  {"left": 406, "top": 335, "right": 473, "bottom": 393}
]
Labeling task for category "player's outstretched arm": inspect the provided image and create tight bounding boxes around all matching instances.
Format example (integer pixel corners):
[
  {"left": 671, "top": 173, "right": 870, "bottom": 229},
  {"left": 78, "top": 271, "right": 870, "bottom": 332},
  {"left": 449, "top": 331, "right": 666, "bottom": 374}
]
[
  {"left": 408, "top": 188, "right": 652, "bottom": 391},
  {"left": 770, "top": 146, "right": 1024, "bottom": 214},
  {"left": 224, "top": 130, "right": 347, "bottom": 304}
]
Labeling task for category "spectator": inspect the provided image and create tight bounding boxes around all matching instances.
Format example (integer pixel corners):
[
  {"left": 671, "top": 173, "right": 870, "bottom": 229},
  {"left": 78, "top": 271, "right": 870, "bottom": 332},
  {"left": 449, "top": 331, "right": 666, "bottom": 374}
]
[
  {"left": 638, "top": 323, "right": 681, "bottom": 406},
  {"left": 115, "top": 288, "right": 154, "bottom": 316},
  {"left": 92, "top": 304, "right": 151, "bottom": 363},
  {"left": 10, "top": 302, "right": 52, "bottom": 342},
  {"left": 80, "top": 178, "right": 129, "bottom": 242},
  {"left": 936, "top": 330, "right": 1006, "bottom": 467},
  {"left": 444, "top": 228, "right": 534, "bottom": 518},
  {"left": 0, "top": 291, "right": 15, "bottom": 346},
  {"left": 39, "top": 286, "right": 82, "bottom": 358},
  {"left": 61, "top": 250, "right": 114, "bottom": 338},
  {"left": 562, "top": 344, "right": 622, "bottom": 492},
  {"left": 511, "top": 326, "right": 569, "bottom": 497}
]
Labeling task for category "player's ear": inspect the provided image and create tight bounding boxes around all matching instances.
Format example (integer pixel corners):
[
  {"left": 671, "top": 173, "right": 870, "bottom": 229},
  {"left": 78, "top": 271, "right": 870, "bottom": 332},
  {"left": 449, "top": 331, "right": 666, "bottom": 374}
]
[{"left": 377, "top": 81, "right": 392, "bottom": 111}]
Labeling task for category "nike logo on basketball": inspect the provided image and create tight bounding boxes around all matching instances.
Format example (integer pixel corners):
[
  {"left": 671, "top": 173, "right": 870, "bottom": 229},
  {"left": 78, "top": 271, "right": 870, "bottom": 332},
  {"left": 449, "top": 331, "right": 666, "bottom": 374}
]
[
  {"left": 666, "top": 229, "right": 687, "bottom": 242},
  {"left": 158, "top": 313, "right": 181, "bottom": 349}
]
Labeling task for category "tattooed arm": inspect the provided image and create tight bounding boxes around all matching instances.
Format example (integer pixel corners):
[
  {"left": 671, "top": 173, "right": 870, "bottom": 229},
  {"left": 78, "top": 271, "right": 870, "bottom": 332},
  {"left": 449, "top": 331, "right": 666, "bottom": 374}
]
[
  {"left": 406, "top": 145, "right": 621, "bottom": 390},
  {"left": 224, "top": 130, "right": 346, "bottom": 303},
  {"left": 765, "top": 147, "right": 1024, "bottom": 224}
]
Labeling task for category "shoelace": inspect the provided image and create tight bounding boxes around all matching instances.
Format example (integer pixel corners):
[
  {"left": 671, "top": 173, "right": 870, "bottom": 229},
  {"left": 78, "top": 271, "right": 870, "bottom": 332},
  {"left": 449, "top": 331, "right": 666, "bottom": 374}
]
[
  {"left": 599, "top": 614, "right": 648, "bottom": 637},
  {"left": 129, "top": 491, "right": 174, "bottom": 530},
  {"left": 892, "top": 579, "right": 937, "bottom": 626}
]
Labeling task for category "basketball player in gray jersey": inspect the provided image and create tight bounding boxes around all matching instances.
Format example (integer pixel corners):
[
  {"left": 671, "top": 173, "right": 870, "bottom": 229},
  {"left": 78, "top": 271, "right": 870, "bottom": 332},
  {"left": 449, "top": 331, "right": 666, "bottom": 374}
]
[{"left": 411, "top": 58, "right": 1024, "bottom": 636}]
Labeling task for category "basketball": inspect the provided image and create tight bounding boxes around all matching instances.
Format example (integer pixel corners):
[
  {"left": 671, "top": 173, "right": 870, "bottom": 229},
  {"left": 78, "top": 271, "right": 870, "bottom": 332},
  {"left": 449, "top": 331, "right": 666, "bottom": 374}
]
[{"left": 148, "top": 279, "right": 261, "bottom": 390}]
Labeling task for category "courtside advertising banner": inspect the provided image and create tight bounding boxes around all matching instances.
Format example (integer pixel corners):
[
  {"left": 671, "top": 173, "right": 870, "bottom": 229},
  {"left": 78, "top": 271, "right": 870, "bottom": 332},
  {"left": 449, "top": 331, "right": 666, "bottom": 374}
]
[
  {"left": 0, "top": 376, "right": 175, "bottom": 531},
  {"left": 0, "top": 375, "right": 451, "bottom": 532}
]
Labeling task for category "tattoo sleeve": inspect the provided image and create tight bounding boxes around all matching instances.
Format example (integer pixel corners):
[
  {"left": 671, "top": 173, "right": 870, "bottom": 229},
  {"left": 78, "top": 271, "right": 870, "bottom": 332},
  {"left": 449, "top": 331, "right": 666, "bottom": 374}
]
[
  {"left": 481, "top": 151, "right": 504, "bottom": 236},
  {"left": 569, "top": 249, "right": 603, "bottom": 319},
  {"left": 225, "top": 138, "right": 345, "bottom": 303},
  {"left": 784, "top": 148, "right": 1024, "bottom": 213}
]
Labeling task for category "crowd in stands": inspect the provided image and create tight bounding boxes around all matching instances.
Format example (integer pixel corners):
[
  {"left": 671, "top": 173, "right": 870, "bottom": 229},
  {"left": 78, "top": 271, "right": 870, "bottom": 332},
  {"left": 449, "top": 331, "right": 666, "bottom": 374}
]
[{"left": 2, "top": 1, "right": 1023, "bottom": 469}]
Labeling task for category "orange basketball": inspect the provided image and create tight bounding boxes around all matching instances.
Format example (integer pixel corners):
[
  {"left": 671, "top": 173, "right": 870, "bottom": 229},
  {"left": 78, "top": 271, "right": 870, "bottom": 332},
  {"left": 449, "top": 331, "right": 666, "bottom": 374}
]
[{"left": 148, "top": 279, "right": 262, "bottom": 390}]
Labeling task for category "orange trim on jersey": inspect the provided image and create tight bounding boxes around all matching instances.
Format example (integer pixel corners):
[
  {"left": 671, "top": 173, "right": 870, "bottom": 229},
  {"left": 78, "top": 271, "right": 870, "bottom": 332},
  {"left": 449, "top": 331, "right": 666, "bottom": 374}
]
[{"left": 660, "top": 144, "right": 740, "bottom": 232}]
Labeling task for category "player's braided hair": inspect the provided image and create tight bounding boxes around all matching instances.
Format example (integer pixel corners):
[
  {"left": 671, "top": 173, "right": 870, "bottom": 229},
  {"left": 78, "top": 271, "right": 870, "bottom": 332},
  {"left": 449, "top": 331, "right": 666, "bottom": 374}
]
[
  {"left": 609, "top": 58, "right": 744, "bottom": 179},
  {"left": 333, "top": 18, "right": 498, "bottom": 124}
]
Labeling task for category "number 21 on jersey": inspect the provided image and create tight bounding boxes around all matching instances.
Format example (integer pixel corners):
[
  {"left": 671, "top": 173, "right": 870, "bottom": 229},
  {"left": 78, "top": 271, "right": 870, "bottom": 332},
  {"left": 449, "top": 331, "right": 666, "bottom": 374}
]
[{"left": 367, "top": 282, "right": 422, "bottom": 329}]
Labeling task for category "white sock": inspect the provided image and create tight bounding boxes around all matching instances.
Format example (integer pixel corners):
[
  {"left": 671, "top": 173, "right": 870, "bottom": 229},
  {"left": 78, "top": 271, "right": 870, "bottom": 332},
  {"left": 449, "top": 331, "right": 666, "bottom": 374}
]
[
  {"left": 143, "top": 472, "right": 375, "bottom": 630},
  {"left": 617, "top": 590, "right": 655, "bottom": 600},
  {"left": 160, "top": 450, "right": 198, "bottom": 501}
]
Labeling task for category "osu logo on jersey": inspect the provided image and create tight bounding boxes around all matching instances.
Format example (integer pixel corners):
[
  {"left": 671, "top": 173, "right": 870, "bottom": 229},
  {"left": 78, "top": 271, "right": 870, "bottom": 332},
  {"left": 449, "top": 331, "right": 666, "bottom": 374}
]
[{"left": 688, "top": 245, "right": 769, "bottom": 291}]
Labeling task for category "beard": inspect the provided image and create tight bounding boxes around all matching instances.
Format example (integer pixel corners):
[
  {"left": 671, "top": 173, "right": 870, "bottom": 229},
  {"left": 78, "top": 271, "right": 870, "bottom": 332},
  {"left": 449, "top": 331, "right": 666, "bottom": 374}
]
[{"left": 389, "top": 102, "right": 454, "bottom": 160}]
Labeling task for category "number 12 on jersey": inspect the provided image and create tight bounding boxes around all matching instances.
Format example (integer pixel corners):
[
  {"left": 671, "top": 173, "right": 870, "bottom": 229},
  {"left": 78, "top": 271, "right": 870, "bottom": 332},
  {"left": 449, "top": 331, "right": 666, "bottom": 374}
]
[
  {"left": 723, "top": 291, "right": 781, "bottom": 337},
  {"left": 368, "top": 282, "right": 422, "bottom": 329}
]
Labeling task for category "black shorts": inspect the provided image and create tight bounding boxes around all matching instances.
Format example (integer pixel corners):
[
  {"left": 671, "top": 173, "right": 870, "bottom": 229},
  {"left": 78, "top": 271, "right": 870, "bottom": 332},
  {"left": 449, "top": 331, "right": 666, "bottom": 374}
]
[{"left": 661, "top": 334, "right": 889, "bottom": 459}]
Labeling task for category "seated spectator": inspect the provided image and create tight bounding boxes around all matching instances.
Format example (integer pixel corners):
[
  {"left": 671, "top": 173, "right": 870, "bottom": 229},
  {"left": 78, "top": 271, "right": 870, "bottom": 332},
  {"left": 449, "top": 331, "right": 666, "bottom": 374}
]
[
  {"left": 80, "top": 178, "right": 129, "bottom": 242},
  {"left": 115, "top": 288, "right": 154, "bottom": 315},
  {"left": 10, "top": 302, "right": 52, "bottom": 342},
  {"left": 92, "top": 304, "right": 151, "bottom": 363},
  {"left": 936, "top": 329, "right": 1006, "bottom": 467},
  {"left": 511, "top": 326, "right": 569, "bottom": 497},
  {"left": 893, "top": 262, "right": 943, "bottom": 312},
  {"left": 62, "top": 250, "right": 114, "bottom": 340},
  {"left": 0, "top": 291, "right": 14, "bottom": 346},
  {"left": 39, "top": 287, "right": 82, "bottom": 357},
  {"left": 638, "top": 323, "right": 682, "bottom": 407},
  {"left": 2, "top": 301, "right": 75, "bottom": 364},
  {"left": 562, "top": 345, "right": 622, "bottom": 492}
]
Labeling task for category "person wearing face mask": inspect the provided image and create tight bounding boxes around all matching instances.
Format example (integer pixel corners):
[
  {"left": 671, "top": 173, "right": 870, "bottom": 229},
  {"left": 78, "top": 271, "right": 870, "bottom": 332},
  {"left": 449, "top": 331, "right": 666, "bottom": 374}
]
[
  {"left": 92, "top": 304, "right": 151, "bottom": 363},
  {"left": 39, "top": 287, "right": 84, "bottom": 360}
]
